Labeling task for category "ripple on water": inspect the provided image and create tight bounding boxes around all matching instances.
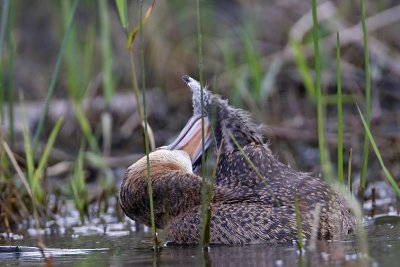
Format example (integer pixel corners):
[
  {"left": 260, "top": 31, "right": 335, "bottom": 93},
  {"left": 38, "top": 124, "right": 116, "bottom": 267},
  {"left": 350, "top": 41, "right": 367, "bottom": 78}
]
[{"left": 1, "top": 213, "right": 400, "bottom": 266}]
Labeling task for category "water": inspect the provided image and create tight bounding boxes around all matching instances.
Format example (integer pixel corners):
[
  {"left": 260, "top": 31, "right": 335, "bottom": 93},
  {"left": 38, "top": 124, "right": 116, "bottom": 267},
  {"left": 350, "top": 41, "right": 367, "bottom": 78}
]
[{"left": 1, "top": 215, "right": 400, "bottom": 267}]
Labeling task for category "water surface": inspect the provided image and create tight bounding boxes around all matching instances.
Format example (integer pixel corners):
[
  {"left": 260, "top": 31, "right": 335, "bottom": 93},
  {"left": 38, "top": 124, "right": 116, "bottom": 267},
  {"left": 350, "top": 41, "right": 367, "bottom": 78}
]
[{"left": 1, "top": 215, "right": 400, "bottom": 267}]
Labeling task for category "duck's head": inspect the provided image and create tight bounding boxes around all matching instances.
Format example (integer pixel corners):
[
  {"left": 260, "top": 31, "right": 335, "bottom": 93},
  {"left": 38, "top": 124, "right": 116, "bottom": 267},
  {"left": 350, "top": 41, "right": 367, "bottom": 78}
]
[
  {"left": 120, "top": 114, "right": 211, "bottom": 228},
  {"left": 181, "top": 75, "right": 264, "bottom": 154},
  {"left": 127, "top": 112, "right": 212, "bottom": 179}
]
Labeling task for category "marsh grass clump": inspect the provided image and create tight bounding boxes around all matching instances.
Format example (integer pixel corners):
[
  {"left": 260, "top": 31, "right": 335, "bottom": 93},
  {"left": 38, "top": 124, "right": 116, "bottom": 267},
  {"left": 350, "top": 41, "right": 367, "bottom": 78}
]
[{"left": 70, "top": 145, "right": 90, "bottom": 223}]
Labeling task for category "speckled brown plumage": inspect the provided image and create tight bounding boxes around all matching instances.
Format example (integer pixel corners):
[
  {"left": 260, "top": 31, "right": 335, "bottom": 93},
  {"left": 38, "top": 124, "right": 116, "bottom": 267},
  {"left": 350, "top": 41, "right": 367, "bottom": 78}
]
[
  {"left": 165, "top": 142, "right": 356, "bottom": 245},
  {"left": 119, "top": 76, "right": 357, "bottom": 245}
]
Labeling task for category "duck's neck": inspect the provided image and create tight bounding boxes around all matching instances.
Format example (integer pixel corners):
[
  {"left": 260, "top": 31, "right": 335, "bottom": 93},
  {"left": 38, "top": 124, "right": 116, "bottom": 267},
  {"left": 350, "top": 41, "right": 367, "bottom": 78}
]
[{"left": 207, "top": 96, "right": 263, "bottom": 154}]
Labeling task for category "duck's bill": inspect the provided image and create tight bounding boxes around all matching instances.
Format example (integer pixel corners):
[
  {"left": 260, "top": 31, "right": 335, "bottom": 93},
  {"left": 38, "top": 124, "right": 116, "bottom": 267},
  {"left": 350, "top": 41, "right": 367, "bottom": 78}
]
[
  {"left": 168, "top": 115, "right": 212, "bottom": 164},
  {"left": 182, "top": 75, "right": 200, "bottom": 90}
]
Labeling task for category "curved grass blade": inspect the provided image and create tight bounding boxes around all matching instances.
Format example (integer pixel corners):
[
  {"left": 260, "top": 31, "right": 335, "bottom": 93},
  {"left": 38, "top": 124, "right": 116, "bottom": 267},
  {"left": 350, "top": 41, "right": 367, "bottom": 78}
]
[
  {"left": 356, "top": 105, "right": 400, "bottom": 197},
  {"left": 116, "top": 0, "right": 157, "bottom": 246},
  {"left": 73, "top": 101, "right": 100, "bottom": 153},
  {"left": 124, "top": 1, "right": 156, "bottom": 150},
  {"left": 127, "top": 0, "right": 155, "bottom": 49},
  {"left": 32, "top": 117, "right": 64, "bottom": 202},
  {"left": 115, "top": 0, "right": 129, "bottom": 35},
  {"left": 290, "top": 36, "right": 315, "bottom": 99}
]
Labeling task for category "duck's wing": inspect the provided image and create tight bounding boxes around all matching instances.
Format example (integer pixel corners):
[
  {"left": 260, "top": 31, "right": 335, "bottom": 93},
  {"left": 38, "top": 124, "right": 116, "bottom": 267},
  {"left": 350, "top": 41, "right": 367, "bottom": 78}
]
[
  {"left": 167, "top": 202, "right": 302, "bottom": 245},
  {"left": 214, "top": 145, "right": 357, "bottom": 239}
]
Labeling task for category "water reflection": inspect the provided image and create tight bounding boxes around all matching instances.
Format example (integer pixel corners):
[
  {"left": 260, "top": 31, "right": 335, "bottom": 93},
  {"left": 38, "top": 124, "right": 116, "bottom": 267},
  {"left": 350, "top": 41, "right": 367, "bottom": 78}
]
[
  {"left": 156, "top": 241, "right": 364, "bottom": 267},
  {"left": 1, "top": 215, "right": 400, "bottom": 266}
]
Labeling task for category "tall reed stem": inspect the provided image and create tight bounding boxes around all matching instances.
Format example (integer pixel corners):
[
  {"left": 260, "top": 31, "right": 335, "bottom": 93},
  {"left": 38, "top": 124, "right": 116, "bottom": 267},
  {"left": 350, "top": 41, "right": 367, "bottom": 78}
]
[
  {"left": 196, "top": 0, "right": 210, "bottom": 249},
  {"left": 312, "top": 0, "right": 332, "bottom": 182},
  {"left": 336, "top": 32, "right": 344, "bottom": 191},
  {"left": 139, "top": 0, "right": 157, "bottom": 248},
  {"left": 359, "top": 0, "right": 371, "bottom": 198},
  {"left": 0, "top": 0, "right": 11, "bottom": 123}
]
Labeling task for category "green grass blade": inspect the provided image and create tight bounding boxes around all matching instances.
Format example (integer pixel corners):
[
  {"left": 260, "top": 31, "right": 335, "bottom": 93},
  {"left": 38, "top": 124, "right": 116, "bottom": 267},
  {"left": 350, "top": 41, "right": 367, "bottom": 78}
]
[
  {"left": 115, "top": 0, "right": 129, "bottom": 35},
  {"left": 347, "top": 148, "right": 353, "bottom": 194},
  {"left": 356, "top": 105, "right": 400, "bottom": 197},
  {"left": 32, "top": 117, "right": 64, "bottom": 202},
  {"left": 196, "top": 0, "right": 205, "bottom": 176},
  {"left": 72, "top": 101, "right": 100, "bottom": 153},
  {"left": 3, "top": 142, "right": 40, "bottom": 232},
  {"left": 127, "top": 1, "right": 154, "bottom": 49},
  {"left": 99, "top": 0, "right": 114, "bottom": 156},
  {"left": 32, "top": 0, "right": 80, "bottom": 154},
  {"left": 23, "top": 125, "right": 34, "bottom": 183},
  {"left": 290, "top": 36, "right": 315, "bottom": 99},
  {"left": 61, "top": 0, "right": 94, "bottom": 102},
  {"left": 312, "top": 0, "right": 332, "bottom": 182},
  {"left": 0, "top": 0, "right": 11, "bottom": 123},
  {"left": 222, "top": 41, "right": 241, "bottom": 106},
  {"left": 61, "top": 0, "right": 80, "bottom": 101},
  {"left": 20, "top": 96, "right": 35, "bottom": 187},
  {"left": 124, "top": 3, "right": 152, "bottom": 127},
  {"left": 99, "top": 0, "right": 114, "bottom": 105},
  {"left": 322, "top": 94, "right": 355, "bottom": 105},
  {"left": 71, "top": 144, "right": 87, "bottom": 223},
  {"left": 33, "top": 117, "right": 64, "bottom": 177},
  {"left": 240, "top": 24, "right": 262, "bottom": 98},
  {"left": 336, "top": 32, "right": 344, "bottom": 191},
  {"left": 294, "top": 191, "right": 304, "bottom": 251},
  {"left": 81, "top": 24, "right": 96, "bottom": 99},
  {"left": 359, "top": 0, "right": 372, "bottom": 197},
  {"left": 6, "top": 5, "right": 15, "bottom": 147},
  {"left": 0, "top": 0, "right": 10, "bottom": 61},
  {"left": 139, "top": 0, "right": 157, "bottom": 248}
]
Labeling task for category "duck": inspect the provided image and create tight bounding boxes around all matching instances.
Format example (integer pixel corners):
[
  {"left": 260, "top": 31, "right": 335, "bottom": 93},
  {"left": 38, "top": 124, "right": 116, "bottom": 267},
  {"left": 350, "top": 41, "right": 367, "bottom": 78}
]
[{"left": 119, "top": 75, "right": 357, "bottom": 245}]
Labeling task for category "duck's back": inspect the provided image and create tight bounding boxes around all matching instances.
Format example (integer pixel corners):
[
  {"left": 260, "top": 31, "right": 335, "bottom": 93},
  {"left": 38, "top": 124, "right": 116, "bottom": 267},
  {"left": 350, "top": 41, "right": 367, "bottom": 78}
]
[{"left": 213, "top": 144, "right": 357, "bottom": 240}]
